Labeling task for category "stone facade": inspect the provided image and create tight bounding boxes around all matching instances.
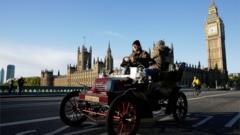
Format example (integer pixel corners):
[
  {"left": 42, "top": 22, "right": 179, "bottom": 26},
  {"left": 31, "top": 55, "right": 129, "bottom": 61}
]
[
  {"left": 171, "top": 1, "right": 228, "bottom": 88},
  {"left": 53, "top": 75, "right": 67, "bottom": 86},
  {"left": 41, "top": 1, "right": 228, "bottom": 88},
  {"left": 178, "top": 1, "right": 228, "bottom": 88},
  {"left": 177, "top": 62, "right": 226, "bottom": 88},
  {"left": 205, "top": 1, "right": 228, "bottom": 85},
  {"left": 105, "top": 42, "right": 114, "bottom": 73},
  {"left": 205, "top": 1, "right": 228, "bottom": 75},
  {"left": 41, "top": 70, "right": 54, "bottom": 86},
  {"left": 41, "top": 43, "right": 113, "bottom": 87}
]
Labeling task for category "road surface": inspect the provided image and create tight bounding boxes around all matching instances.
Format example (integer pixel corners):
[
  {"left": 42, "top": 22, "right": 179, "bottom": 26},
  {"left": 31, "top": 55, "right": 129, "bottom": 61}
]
[{"left": 0, "top": 90, "right": 240, "bottom": 135}]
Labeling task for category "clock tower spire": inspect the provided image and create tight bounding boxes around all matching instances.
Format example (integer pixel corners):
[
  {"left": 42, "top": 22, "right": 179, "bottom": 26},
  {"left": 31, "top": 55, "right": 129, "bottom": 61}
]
[{"left": 205, "top": 0, "right": 227, "bottom": 74}]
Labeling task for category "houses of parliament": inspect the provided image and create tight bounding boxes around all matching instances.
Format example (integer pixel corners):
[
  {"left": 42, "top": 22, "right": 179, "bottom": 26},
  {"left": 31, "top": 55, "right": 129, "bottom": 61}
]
[
  {"left": 41, "top": 43, "right": 114, "bottom": 87},
  {"left": 41, "top": 1, "right": 228, "bottom": 88}
]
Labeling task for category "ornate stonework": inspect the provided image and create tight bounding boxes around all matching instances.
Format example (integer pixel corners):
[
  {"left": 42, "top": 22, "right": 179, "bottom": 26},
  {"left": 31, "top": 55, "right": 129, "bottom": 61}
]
[
  {"left": 41, "top": 43, "right": 113, "bottom": 87},
  {"left": 205, "top": 0, "right": 227, "bottom": 74},
  {"left": 41, "top": 1, "right": 228, "bottom": 88}
]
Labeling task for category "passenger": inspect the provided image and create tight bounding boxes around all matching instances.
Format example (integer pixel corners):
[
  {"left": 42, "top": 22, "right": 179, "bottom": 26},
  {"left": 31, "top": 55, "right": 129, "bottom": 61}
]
[
  {"left": 145, "top": 40, "right": 172, "bottom": 80},
  {"left": 121, "top": 40, "right": 151, "bottom": 68},
  {"left": 149, "top": 40, "right": 172, "bottom": 71}
]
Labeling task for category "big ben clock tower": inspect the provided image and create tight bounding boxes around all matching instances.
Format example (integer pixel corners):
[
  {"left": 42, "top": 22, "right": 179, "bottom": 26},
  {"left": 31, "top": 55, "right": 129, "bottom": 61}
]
[{"left": 205, "top": 0, "right": 227, "bottom": 74}]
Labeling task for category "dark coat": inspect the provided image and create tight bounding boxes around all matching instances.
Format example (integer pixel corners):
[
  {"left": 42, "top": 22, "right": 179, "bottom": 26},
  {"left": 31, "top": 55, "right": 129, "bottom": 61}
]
[{"left": 129, "top": 50, "right": 152, "bottom": 68}]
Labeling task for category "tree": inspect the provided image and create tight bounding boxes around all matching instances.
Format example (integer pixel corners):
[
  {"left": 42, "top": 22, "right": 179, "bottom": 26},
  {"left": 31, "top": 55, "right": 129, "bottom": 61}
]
[
  {"left": 229, "top": 75, "right": 240, "bottom": 88},
  {"left": 24, "top": 77, "right": 41, "bottom": 86}
]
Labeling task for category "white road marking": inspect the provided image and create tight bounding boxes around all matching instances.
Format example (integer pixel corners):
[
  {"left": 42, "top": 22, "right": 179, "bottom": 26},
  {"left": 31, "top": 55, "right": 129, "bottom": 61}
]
[
  {"left": 0, "top": 116, "right": 59, "bottom": 127},
  {"left": 192, "top": 116, "right": 213, "bottom": 128},
  {"left": 0, "top": 115, "right": 98, "bottom": 128},
  {"left": 83, "top": 121, "right": 98, "bottom": 126},
  {"left": 44, "top": 126, "right": 69, "bottom": 135},
  {"left": 99, "top": 133, "right": 142, "bottom": 135},
  {"left": 1, "top": 97, "right": 61, "bottom": 102},
  {"left": 225, "top": 112, "right": 240, "bottom": 128},
  {"left": 188, "top": 91, "right": 240, "bottom": 101},
  {"left": 63, "top": 127, "right": 103, "bottom": 135},
  {"left": 158, "top": 115, "right": 173, "bottom": 121},
  {"left": 15, "top": 130, "right": 37, "bottom": 135},
  {"left": 1, "top": 91, "right": 239, "bottom": 135},
  {"left": 2, "top": 102, "right": 59, "bottom": 109},
  {"left": 99, "top": 133, "right": 107, "bottom": 135}
]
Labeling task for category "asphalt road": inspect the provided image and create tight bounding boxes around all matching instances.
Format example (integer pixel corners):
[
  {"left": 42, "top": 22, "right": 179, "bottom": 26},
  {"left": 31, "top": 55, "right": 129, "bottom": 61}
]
[{"left": 0, "top": 90, "right": 240, "bottom": 135}]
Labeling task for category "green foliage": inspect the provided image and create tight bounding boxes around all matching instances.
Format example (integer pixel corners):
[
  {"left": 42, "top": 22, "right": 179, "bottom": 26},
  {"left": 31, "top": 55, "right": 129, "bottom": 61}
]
[
  {"left": 228, "top": 75, "right": 240, "bottom": 87},
  {"left": 2, "top": 77, "right": 40, "bottom": 86},
  {"left": 24, "top": 77, "right": 41, "bottom": 86},
  {"left": 201, "top": 83, "right": 208, "bottom": 90},
  {"left": 2, "top": 80, "right": 18, "bottom": 86}
]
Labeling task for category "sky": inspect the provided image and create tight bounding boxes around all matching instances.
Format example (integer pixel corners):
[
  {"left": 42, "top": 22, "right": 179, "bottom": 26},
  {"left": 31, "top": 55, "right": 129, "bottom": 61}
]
[{"left": 0, "top": 0, "right": 239, "bottom": 79}]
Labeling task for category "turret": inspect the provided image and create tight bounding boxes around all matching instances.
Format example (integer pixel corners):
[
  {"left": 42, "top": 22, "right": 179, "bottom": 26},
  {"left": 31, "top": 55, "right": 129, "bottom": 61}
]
[
  {"left": 149, "top": 48, "right": 151, "bottom": 56},
  {"left": 93, "top": 58, "right": 96, "bottom": 65},
  {"left": 77, "top": 45, "right": 92, "bottom": 70},
  {"left": 88, "top": 46, "right": 92, "bottom": 69},
  {"left": 40, "top": 70, "right": 53, "bottom": 86},
  {"left": 170, "top": 43, "right": 174, "bottom": 64},
  {"left": 57, "top": 70, "right": 60, "bottom": 76},
  {"left": 198, "top": 61, "right": 201, "bottom": 69},
  {"left": 105, "top": 41, "right": 114, "bottom": 72}
]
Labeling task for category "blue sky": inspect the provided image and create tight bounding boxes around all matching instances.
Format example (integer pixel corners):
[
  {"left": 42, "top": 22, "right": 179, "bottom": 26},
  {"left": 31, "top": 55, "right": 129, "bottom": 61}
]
[{"left": 0, "top": 0, "right": 239, "bottom": 78}]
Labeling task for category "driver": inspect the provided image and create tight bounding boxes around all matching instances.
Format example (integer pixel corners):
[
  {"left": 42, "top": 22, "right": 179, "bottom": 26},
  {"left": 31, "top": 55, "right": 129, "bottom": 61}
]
[{"left": 121, "top": 40, "right": 152, "bottom": 68}]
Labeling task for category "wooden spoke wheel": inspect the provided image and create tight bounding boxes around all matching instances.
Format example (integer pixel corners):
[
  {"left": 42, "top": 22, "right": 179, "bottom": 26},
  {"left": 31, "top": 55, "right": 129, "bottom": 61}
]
[
  {"left": 107, "top": 95, "right": 140, "bottom": 135},
  {"left": 173, "top": 92, "right": 188, "bottom": 122},
  {"left": 60, "top": 91, "right": 87, "bottom": 127}
]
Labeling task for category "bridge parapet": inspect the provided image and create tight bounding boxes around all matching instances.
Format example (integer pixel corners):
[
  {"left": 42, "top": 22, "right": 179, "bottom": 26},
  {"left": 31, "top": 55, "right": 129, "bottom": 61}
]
[{"left": 0, "top": 86, "right": 89, "bottom": 95}]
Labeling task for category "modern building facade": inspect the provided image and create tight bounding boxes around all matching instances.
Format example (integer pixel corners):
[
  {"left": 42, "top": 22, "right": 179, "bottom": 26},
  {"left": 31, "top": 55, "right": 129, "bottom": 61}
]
[
  {"left": 0, "top": 68, "right": 4, "bottom": 85},
  {"left": 6, "top": 65, "right": 15, "bottom": 81}
]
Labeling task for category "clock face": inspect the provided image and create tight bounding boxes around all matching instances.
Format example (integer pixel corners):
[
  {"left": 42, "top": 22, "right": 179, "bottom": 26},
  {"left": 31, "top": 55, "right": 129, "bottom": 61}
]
[{"left": 208, "top": 23, "right": 218, "bottom": 36}]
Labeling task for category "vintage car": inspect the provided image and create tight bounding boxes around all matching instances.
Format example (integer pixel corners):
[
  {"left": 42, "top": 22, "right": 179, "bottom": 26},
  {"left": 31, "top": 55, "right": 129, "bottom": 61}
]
[{"left": 59, "top": 59, "right": 188, "bottom": 135}]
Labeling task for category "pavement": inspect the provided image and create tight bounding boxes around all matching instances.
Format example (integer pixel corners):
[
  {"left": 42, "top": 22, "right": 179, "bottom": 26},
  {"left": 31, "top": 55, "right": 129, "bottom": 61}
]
[
  {"left": 0, "top": 90, "right": 240, "bottom": 135},
  {"left": 0, "top": 88, "right": 230, "bottom": 98},
  {"left": 0, "top": 94, "right": 66, "bottom": 98}
]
